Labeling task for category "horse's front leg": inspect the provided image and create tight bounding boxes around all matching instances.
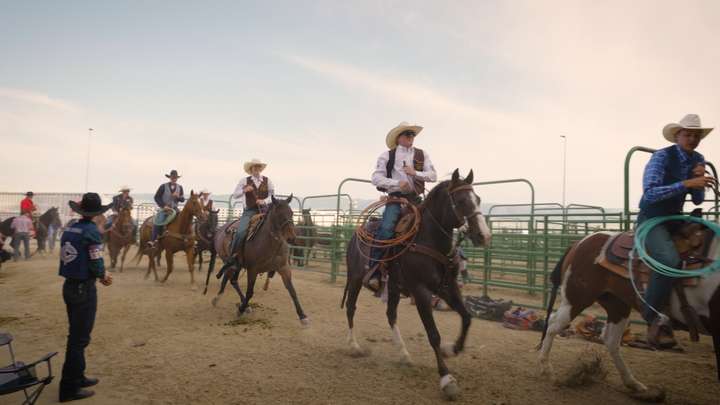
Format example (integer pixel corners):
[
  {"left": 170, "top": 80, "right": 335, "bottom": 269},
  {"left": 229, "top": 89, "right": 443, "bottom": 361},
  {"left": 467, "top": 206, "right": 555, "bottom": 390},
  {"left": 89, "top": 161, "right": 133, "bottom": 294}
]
[
  {"left": 412, "top": 285, "right": 459, "bottom": 400},
  {"left": 162, "top": 249, "right": 174, "bottom": 283},
  {"left": 185, "top": 246, "right": 196, "bottom": 290},
  {"left": 119, "top": 244, "right": 130, "bottom": 272},
  {"left": 278, "top": 267, "right": 309, "bottom": 326},
  {"left": 237, "top": 271, "right": 258, "bottom": 316},
  {"left": 386, "top": 276, "right": 411, "bottom": 364},
  {"left": 229, "top": 267, "right": 246, "bottom": 303},
  {"left": 438, "top": 280, "right": 472, "bottom": 357}
]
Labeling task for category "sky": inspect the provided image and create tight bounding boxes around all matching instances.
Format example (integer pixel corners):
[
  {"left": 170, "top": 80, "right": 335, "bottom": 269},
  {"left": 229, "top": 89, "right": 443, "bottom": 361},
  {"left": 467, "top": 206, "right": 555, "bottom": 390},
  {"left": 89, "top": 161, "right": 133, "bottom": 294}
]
[{"left": 1, "top": 0, "right": 719, "bottom": 210}]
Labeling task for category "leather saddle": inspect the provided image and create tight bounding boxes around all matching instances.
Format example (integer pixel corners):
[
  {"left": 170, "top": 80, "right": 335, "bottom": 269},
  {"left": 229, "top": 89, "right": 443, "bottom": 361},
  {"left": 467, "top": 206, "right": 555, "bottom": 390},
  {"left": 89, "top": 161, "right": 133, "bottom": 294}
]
[{"left": 597, "top": 231, "right": 699, "bottom": 286}]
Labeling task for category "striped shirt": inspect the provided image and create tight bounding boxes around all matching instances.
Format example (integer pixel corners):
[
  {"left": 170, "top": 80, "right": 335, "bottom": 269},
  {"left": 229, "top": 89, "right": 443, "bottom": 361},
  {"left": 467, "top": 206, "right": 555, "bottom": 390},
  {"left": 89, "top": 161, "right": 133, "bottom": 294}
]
[
  {"left": 642, "top": 144, "right": 705, "bottom": 206},
  {"left": 11, "top": 215, "right": 34, "bottom": 234}
]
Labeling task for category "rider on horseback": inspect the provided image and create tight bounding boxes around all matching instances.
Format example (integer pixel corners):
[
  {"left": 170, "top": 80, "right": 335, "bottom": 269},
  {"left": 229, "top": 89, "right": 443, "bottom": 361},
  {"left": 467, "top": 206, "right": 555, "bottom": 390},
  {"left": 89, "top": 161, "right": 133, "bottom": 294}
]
[
  {"left": 638, "top": 113, "right": 716, "bottom": 348},
  {"left": 105, "top": 186, "right": 134, "bottom": 231},
  {"left": 229, "top": 158, "right": 275, "bottom": 268},
  {"left": 148, "top": 170, "right": 185, "bottom": 248},
  {"left": 365, "top": 122, "right": 437, "bottom": 291}
]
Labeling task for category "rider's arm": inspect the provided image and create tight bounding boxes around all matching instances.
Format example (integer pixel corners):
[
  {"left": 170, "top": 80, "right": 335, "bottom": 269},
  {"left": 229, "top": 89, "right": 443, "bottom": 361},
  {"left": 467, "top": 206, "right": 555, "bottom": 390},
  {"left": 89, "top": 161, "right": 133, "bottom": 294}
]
[
  {"left": 371, "top": 151, "right": 400, "bottom": 190},
  {"left": 690, "top": 153, "right": 706, "bottom": 205},
  {"left": 415, "top": 150, "right": 437, "bottom": 183},
  {"left": 232, "top": 178, "right": 247, "bottom": 207},
  {"left": 176, "top": 185, "right": 185, "bottom": 203},
  {"left": 84, "top": 227, "right": 106, "bottom": 279},
  {"left": 642, "top": 149, "right": 686, "bottom": 205},
  {"left": 153, "top": 185, "right": 165, "bottom": 207}
]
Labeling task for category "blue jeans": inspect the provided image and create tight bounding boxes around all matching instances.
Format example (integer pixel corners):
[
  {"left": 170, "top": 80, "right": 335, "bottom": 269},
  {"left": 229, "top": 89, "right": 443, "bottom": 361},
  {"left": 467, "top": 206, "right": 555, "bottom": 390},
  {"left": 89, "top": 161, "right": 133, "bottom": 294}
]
[
  {"left": 368, "top": 202, "right": 402, "bottom": 267},
  {"left": 11, "top": 232, "right": 30, "bottom": 260},
  {"left": 640, "top": 218, "right": 679, "bottom": 322},
  {"left": 231, "top": 208, "right": 259, "bottom": 254},
  {"left": 60, "top": 279, "right": 97, "bottom": 394},
  {"left": 151, "top": 209, "right": 176, "bottom": 241}
]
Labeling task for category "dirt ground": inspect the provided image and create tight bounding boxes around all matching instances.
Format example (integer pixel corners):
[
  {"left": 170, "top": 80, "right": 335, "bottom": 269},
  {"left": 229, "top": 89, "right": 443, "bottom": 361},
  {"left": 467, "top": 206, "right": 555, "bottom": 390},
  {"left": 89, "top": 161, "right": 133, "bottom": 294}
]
[{"left": 1, "top": 249, "right": 718, "bottom": 405}]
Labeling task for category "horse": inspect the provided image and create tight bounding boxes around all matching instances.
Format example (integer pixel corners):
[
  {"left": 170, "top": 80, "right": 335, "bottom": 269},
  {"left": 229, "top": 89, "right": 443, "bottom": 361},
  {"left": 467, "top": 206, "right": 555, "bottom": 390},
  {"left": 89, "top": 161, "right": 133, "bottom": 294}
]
[
  {"left": 342, "top": 169, "right": 492, "bottom": 400},
  {"left": 538, "top": 221, "right": 720, "bottom": 398},
  {"left": 194, "top": 201, "right": 219, "bottom": 273},
  {"left": 135, "top": 191, "right": 207, "bottom": 289},
  {"left": 106, "top": 206, "right": 136, "bottom": 272},
  {"left": 204, "top": 195, "right": 308, "bottom": 325},
  {"left": 291, "top": 208, "right": 317, "bottom": 267},
  {"left": 0, "top": 208, "right": 61, "bottom": 256}
]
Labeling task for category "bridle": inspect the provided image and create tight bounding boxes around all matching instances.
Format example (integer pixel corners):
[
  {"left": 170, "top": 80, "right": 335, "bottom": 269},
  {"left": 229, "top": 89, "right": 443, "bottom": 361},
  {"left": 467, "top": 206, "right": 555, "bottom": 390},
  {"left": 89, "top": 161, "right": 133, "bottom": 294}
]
[{"left": 426, "top": 183, "right": 479, "bottom": 240}]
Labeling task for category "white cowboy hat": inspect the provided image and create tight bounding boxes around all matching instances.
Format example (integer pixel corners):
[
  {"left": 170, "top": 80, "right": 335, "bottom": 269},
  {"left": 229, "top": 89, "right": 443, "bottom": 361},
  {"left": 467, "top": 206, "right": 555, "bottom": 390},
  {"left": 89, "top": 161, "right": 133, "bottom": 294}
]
[
  {"left": 662, "top": 114, "right": 713, "bottom": 143},
  {"left": 118, "top": 185, "right": 131, "bottom": 192},
  {"left": 243, "top": 158, "right": 267, "bottom": 175},
  {"left": 200, "top": 188, "right": 210, "bottom": 195},
  {"left": 385, "top": 121, "right": 423, "bottom": 149}
]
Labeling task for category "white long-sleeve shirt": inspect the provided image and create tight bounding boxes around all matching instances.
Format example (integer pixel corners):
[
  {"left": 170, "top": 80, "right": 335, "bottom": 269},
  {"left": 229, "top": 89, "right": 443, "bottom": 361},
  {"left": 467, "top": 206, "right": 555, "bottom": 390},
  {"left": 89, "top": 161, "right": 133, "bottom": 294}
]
[
  {"left": 371, "top": 146, "right": 437, "bottom": 194},
  {"left": 232, "top": 176, "right": 275, "bottom": 209}
]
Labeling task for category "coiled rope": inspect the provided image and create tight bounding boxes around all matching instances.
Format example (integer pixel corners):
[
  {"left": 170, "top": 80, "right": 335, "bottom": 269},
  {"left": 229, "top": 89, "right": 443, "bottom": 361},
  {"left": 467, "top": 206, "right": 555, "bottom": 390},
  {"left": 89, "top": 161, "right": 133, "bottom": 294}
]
[{"left": 354, "top": 197, "right": 422, "bottom": 263}]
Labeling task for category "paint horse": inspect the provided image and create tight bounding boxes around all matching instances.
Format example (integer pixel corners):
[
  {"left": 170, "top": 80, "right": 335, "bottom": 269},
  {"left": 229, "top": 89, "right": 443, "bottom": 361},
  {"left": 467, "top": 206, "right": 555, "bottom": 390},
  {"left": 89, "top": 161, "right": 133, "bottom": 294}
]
[
  {"left": 205, "top": 195, "right": 308, "bottom": 325},
  {"left": 136, "top": 191, "right": 206, "bottom": 288},
  {"left": 343, "top": 169, "right": 492, "bottom": 400},
  {"left": 538, "top": 220, "right": 720, "bottom": 398}
]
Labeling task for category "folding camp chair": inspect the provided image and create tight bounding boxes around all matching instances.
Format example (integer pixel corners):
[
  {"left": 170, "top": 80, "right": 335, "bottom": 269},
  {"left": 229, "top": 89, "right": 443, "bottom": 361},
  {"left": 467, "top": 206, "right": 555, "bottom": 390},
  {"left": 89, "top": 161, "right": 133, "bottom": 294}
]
[{"left": 0, "top": 332, "right": 57, "bottom": 405}]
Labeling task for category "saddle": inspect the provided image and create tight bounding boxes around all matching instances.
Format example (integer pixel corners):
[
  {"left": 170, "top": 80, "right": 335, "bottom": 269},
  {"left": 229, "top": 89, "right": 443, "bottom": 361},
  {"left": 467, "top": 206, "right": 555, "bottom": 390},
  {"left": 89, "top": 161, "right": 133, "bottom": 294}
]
[
  {"left": 598, "top": 231, "right": 699, "bottom": 287},
  {"left": 216, "top": 214, "right": 266, "bottom": 261},
  {"left": 246, "top": 213, "right": 266, "bottom": 241}
]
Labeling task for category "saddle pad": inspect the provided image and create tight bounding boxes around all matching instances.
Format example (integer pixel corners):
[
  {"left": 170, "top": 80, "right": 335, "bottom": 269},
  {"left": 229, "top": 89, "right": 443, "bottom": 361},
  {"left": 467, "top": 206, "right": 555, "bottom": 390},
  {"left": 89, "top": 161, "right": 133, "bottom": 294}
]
[
  {"left": 606, "top": 231, "right": 636, "bottom": 265},
  {"left": 597, "top": 257, "right": 699, "bottom": 287}
]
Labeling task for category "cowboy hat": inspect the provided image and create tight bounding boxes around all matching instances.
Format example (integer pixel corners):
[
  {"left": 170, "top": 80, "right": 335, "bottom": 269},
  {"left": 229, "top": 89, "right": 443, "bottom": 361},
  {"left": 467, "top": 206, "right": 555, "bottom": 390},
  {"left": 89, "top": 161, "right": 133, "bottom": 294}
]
[
  {"left": 68, "top": 193, "right": 112, "bottom": 217},
  {"left": 662, "top": 114, "right": 713, "bottom": 143},
  {"left": 385, "top": 122, "right": 423, "bottom": 149},
  {"left": 26, "top": 191, "right": 34, "bottom": 197},
  {"left": 200, "top": 188, "right": 210, "bottom": 195},
  {"left": 165, "top": 169, "right": 181, "bottom": 178},
  {"left": 118, "top": 185, "right": 131, "bottom": 192},
  {"left": 244, "top": 158, "right": 267, "bottom": 175}
]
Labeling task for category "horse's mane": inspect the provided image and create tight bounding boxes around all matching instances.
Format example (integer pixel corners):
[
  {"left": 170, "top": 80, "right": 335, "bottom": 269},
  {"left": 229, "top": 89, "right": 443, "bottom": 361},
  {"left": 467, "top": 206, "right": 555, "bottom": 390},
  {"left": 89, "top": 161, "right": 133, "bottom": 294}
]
[{"left": 424, "top": 180, "right": 452, "bottom": 204}]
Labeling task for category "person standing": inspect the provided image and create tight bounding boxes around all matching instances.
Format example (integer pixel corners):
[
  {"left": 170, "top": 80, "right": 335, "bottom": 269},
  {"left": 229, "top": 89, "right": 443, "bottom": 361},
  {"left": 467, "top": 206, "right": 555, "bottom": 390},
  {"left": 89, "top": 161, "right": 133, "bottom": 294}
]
[
  {"left": 58, "top": 193, "right": 113, "bottom": 402},
  {"left": 10, "top": 212, "right": 34, "bottom": 261}
]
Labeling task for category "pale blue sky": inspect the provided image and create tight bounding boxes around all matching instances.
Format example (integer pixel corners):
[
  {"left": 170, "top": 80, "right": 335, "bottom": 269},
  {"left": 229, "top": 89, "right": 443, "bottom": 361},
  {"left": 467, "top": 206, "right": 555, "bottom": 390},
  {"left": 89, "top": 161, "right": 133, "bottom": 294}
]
[{"left": 1, "top": 1, "right": 719, "bottom": 209}]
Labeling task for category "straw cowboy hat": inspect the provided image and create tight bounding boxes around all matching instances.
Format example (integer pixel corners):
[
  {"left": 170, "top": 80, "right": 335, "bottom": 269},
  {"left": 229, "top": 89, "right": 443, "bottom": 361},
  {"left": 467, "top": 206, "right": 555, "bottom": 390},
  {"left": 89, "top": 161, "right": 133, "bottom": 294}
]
[
  {"left": 118, "top": 185, "right": 131, "bottom": 192},
  {"left": 662, "top": 114, "right": 713, "bottom": 143},
  {"left": 200, "top": 188, "right": 210, "bottom": 195},
  {"left": 244, "top": 158, "right": 267, "bottom": 175},
  {"left": 69, "top": 193, "right": 112, "bottom": 217},
  {"left": 385, "top": 122, "right": 423, "bottom": 149},
  {"left": 165, "top": 169, "right": 181, "bottom": 179}
]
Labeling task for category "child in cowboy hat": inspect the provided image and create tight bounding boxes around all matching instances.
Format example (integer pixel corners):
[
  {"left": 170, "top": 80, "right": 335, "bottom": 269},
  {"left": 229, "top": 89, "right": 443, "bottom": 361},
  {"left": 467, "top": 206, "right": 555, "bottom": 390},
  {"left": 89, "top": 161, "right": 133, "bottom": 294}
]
[
  {"left": 58, "top": 193, "right": 113, "bottom": 402},
  {"left": 366, "top": 122, "right": 437, "bottom": 292},
  {"left": 638, "top": 113, "right": 716, "bottom": 348}
]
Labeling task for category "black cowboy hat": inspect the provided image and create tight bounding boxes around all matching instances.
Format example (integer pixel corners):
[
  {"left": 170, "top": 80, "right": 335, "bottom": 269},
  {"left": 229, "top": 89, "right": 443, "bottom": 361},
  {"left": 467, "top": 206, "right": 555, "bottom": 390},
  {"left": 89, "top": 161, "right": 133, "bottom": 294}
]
[
  {"left": 26, "top": 191, "right": 34, "bottom": 196},
  {"left": 165, "top": 169, "right": 181, "bottom": 179},
  {"left": 68, "top": 193, "right": 112, "bottom": 217}
]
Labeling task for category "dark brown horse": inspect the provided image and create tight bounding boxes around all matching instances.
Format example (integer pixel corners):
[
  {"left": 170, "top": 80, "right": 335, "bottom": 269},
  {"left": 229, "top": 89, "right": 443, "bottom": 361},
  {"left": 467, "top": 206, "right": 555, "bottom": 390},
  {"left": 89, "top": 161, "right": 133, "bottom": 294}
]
[
  {"left": 538, "top": 223, "right": 720, "bottom": 396},
  {"left": 106, "top": 206, "right": 135, "bottom": 272},
  {"left": 135, "top": 191, "right": 207, "bottom": 289},
  {"left": 292, "top": 208, "right": 317, "bottom": 267},
  {"left": 342, "top": 169, "right": 492, "bottom": 400},
  {"left": 194, "top": 201, "right": 219, "bottom": 273},
  {"left": 204, "top": 195, "right": 308, "bottom": 325}
]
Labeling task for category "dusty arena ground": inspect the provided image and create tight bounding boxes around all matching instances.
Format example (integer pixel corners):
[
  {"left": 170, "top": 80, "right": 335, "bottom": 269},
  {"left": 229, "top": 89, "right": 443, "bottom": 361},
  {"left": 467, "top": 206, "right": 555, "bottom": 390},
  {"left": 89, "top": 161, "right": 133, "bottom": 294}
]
[{"left": 1, "top": 250, "right": 719, "bottom": 404}]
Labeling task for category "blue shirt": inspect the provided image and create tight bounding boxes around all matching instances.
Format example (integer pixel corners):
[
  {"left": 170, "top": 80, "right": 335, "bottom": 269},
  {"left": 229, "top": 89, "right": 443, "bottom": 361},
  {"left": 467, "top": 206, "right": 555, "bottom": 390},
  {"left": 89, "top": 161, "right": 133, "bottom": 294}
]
[
  {"left": 641, "top": 144, "right": 705, "bottom": 206},
  {"left": 58, "top": 219, "right": 105, "bottom": 280}
]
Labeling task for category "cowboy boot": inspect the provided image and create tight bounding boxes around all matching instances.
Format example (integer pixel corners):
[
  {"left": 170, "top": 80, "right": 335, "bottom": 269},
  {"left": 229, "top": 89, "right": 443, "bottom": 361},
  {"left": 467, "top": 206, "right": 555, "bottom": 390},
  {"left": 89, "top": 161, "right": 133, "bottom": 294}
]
[{"left": 647, "top": 317, "right": 677, "bottom": 349}]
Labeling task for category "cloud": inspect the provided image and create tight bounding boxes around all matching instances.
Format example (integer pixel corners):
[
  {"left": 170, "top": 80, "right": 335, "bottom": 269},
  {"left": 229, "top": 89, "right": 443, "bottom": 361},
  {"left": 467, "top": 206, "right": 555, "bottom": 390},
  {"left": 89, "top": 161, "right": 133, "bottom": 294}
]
[{"left": 0, "top": 87, "right": 81, "bottom": 113}]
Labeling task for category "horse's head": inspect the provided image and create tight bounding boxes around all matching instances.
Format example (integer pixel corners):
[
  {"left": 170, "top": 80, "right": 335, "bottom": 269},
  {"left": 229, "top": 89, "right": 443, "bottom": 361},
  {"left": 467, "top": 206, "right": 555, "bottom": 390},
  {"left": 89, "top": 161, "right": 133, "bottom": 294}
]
[
  {"left": 117, "top": 206, "right": 133, "bottom": 225},
  {"left": 49, "top": 207, "right": 62, "bottom": 227},
  {"left": 208, "top": 208, "right": 219, "bottom": 230},
  {"left": 187, "top": 190, "right": 208, "bottom": 221},
  {"left": 448, "top": 169, "right": 492, "bottom": 247},
  {"left": 270, "top": 194, "right": 296, "bottom": 242}
]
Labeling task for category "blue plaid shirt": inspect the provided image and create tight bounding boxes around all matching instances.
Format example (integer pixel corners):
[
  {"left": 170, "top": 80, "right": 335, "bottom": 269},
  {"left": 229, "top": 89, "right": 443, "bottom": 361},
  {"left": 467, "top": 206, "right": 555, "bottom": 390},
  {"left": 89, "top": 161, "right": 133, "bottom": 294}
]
[{"left": 642, "top": 144, "right": 705, "bottom": 205}]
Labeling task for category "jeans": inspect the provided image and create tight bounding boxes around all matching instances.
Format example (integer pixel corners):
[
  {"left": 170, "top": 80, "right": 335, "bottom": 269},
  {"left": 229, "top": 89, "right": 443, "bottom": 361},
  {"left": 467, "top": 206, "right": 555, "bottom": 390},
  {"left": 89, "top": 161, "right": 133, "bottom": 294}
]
[
  {"left": 151, "top": 209, "right": 176, "bottom": 241},
  {"left": 231, "top": 208, "right": 259, "bottom": 254},
  {"left": 60, "top": 279, "right": 97, "bottom": 394},
  {"left": 11, "top": 232, "right": 30, "bottom": 260},
  {"left": 640, "top": 218, "right": 679, "bottom": 323},
  {"left": 368, "top": 202, "right": 402, "bottom": 267}
]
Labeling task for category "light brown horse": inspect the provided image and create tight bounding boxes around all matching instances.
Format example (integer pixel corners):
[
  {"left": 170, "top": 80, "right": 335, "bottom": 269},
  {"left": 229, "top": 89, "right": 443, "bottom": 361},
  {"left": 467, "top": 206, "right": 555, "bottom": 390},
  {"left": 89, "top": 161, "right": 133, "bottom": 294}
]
[
  {"left": 106, "top": 206, "right": 135, "bottom": 272},
  {"left": 136, "top": 191, "right": 206, "bottom": 288},
  {"left": 538, "top": 222, "right": 720, "bottom": 397},
  {"left": 205, "top": 195, "right": 308, "bottom": 324}
]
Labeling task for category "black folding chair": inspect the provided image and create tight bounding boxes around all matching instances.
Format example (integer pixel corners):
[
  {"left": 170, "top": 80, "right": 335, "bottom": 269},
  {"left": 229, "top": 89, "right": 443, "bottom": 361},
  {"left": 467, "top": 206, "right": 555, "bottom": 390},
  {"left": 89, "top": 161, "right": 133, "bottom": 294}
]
[{"left": 0, "top": 332, "right": 57, "bottom": 405}]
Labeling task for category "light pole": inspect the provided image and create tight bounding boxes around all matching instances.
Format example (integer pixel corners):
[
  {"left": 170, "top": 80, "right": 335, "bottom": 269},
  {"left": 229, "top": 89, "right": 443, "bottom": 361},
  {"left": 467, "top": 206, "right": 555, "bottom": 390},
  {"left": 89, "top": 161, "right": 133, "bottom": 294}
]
[
  {"left": 560, "top": 135, "right": 567, "bottom": 207},
  {"left": 85, "top": 128, "right": 93, "bottom": 192}
]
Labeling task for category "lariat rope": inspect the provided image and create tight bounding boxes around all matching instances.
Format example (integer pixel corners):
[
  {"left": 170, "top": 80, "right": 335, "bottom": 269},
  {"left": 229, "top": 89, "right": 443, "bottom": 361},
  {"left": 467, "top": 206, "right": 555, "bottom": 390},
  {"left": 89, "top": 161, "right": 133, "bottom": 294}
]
[{"left": 354, "top": 197, "right": 422, "bottom": 263}]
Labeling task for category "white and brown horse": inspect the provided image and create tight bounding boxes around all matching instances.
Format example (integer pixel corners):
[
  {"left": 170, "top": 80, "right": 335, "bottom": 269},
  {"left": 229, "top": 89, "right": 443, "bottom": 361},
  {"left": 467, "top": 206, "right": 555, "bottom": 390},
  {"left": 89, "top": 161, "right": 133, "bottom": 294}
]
[{"left": 538, "top": 222, "right": 720, "bottom": 397}]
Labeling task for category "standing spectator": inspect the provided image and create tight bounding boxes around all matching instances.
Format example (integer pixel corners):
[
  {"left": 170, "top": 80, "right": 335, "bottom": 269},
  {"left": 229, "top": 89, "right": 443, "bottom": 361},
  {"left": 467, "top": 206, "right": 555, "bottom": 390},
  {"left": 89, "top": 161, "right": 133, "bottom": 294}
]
[
  {"left": 20, "top": 191, "right": 37, "bottom": 215},
  {"left": 11, "top": 212, "right": 34, "bottom": 260}
]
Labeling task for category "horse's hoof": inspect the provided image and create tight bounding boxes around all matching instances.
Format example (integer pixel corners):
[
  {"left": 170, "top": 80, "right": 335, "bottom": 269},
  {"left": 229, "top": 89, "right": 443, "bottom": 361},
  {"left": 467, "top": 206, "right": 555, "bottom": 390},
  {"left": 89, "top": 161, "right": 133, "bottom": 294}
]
[
  {"left": 628, "top": 385, "right": 665, "bottom": 403},
  {"left": 440, "top": 343, "right": 457, "bottom": 358},
  {"left": 440, "top": 374, "right": 460, "bottom": 401},
  {"left": 300, "top": 317, "right": 311, "bottom": 328},
  {"left": 190, "top": 284, "right": 198, "bottom": 292},
  {"left": 211, "top": 297, "right": 220, "bottom": 307}
]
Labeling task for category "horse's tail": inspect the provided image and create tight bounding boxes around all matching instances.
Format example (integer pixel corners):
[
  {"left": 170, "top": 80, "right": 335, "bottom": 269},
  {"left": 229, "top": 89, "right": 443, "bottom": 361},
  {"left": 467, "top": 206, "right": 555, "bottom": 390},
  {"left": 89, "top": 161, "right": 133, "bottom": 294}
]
[
  {"left": 133, "top": 244, "right": 144, "bottom": 266},
  {"left": 537, "top": 245, "right": 571, "bottom": 350},
  {"left": 203, "top": 250, "right": 216, "bottom": 295}
]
